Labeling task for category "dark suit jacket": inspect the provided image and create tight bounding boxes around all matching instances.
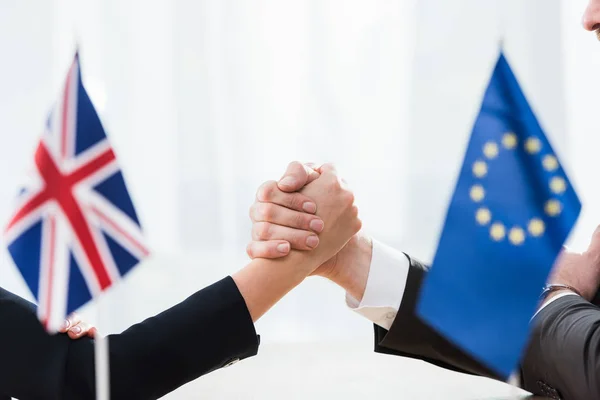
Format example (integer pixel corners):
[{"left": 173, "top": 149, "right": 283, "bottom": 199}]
[
  {"left": 0, "top": 276, "right": 259, "bottom": 400},
  {"left": 519, "top": 294, "right": 600, "bottom": 400},
  {"left": 369, "top": 254, "right": 545, "bottom": 395},
  {"left": 371, "top": 252, "right": 600, "bottom": 399}
]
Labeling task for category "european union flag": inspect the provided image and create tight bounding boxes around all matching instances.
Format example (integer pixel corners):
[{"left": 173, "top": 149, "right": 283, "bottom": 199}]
[{"left": 416, "top": 52, "right": 581, "bottom": 378}]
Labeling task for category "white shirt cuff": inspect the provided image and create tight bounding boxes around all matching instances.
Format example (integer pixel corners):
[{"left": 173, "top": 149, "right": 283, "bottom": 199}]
[{"left": 346, "top": 240, "right": 409, "bottom": 330}]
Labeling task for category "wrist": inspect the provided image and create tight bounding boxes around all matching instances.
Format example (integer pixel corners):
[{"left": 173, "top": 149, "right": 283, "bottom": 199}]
[
  {"left": 285, "top": 250, "right": 324, "bottom": 280},
  {"left": 327, "top": 233, "right": 373, "bottom": 302},
  {"left": 539, "top": 288, "right": 575, "bottom": 309},
  {"left": 233, "top": 251, "right": 313, "bottom": 322}
]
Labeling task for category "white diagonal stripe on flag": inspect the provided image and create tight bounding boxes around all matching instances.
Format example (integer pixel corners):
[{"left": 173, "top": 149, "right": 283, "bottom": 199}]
[
  {"left": 63, "top": 139, "right": 112, "bottom": 175},
  {"left": 84, "top": 190, "right": 149, "bottom": 259}
]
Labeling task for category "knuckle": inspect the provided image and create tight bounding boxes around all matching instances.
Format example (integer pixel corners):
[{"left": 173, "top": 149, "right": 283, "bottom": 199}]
[
  {"left": 326, "top": 176, "right": 341, "bottom": 192},
  {"left": 291, "top": 232, "right": 309, "bottom": 247},
  {"left": 246, "top": 243, "right": 255, "bottom": 258},
  {"left": 249, "top": 203, "right": 257, "bottom": 220},
  {"left": 289, "top": 193, "right": 305, "bottom": 211},
  {"left": 354, "top": 218, "right": 363, "bottom": 232},
  {"left": 251, "top": 224, "right": 261, "bottom": 240},
  {"left": 295, "top": 212, "right": 309, "bottom": 229},
  {"left": 259, "top": 203, "right": 275, "bottom": 220},
  {"left": 321, "top": 162, "right": 338, "bottom": 176},
  {"left": 288, "top": 161, "right": 304, "bottom": 172},
  {"left": 257, "top": 181, "right": 277, "bottom": 202},
  {"left": 334, "top": 176, "right": 343, "bottom": 190},
  {"left": 343, "top": 190, "right": 355, "bottom": 205},
  {"left": 256, "top": 222, "right": 272, "bottom": 240}
]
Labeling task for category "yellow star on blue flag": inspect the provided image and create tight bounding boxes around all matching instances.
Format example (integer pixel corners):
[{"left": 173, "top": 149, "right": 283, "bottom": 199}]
[{"left": 416, "top": 52, "right": 581, "bottom": 378}]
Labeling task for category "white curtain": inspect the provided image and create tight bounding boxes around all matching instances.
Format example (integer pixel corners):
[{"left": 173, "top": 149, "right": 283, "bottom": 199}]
[{"left": 1, "top": 0, "right": 594, "bottom": 398}]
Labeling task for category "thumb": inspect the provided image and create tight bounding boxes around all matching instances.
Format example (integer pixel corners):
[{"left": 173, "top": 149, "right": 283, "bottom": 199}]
[{"left": 278, "top": 161, "right": 320, "bottom": 192}]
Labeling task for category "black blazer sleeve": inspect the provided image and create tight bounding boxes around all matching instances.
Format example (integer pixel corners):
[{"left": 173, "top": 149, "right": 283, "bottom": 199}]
[
  {"left": 0, "top": 276, "right": 259, "bottom": 400},
  {"left": 372, "top": 253, "right": 500, "bottom": 380},
  {"left": 520, "top": 295, "right": 600, "bottom": 400}
]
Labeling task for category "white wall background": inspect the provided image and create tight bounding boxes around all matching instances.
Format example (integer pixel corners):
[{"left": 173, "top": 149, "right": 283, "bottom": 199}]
[{"left": 0, "top": 0, "right": 597, "bottom": 398}]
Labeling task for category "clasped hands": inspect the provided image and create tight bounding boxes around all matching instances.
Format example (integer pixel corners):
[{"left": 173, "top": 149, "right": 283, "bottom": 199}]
[{"left": 247, "top": 161, "right": 373, "bottom": 301}]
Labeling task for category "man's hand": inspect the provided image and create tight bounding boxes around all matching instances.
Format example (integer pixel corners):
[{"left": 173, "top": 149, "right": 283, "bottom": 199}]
[
  {"left": 291, "top": 163, "right": 362, "bottom": 269},
  {"left": 58, "top": 313, "right": 97, "bottom": 339},
  {"left": 247, "top": 163, "right": 323, "bottom": 258},
  {"left": 247, "top": 162, "right": 373, "bottom": 301},
  {"left": 547, "top": 226, "right": 600, "bottom": 302}
]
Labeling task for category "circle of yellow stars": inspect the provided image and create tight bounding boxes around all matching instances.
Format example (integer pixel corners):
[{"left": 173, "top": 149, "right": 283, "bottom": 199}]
[{"left": 469, "top": 132, "right": 566, "bottom": 246}]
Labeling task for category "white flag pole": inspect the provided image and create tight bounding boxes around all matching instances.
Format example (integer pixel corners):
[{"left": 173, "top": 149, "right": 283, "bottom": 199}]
[
  {"left": 498, "top": 2, "right": 517, "bottom": 398},
  {"left": 95, "top": 293, "right": 110, "bottom": 400},
  {"left": 71, "top": 34, "right": 110, "bottom": 400}
]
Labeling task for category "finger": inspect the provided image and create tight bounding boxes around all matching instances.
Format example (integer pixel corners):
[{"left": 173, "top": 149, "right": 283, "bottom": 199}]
[
  {"left": 278, "top": 161, "right": 320, "bottom": 192},
  {"left": 316, "top": 163, "right": 347, "bottom": 190},
  {"left": 246, "top": 240, "right": 291, "bottom": 259},
  {"left": 68, "top": 321, "right": 91, "bottom": 339},
  {"left": 316, "top": 162, "right": 338, "bottom": 175},
  {"left": 255, "top": 181, "right": 318, "bottom": 213},
  {"left": 252, "top": 222, "right": 319, "bottom": 250},
  {"left": 303, "top": 163, "right": 321, "bottom": 185},
  {"left": 58, "top": 319, "right": 70, "bottom": 333},
  {"left": 87, "top": 327, "right": 98, "bottom": 338},
  {"left": 59, "top": 313, "right": 82, "bottom": 333},
  {"left": 250, "top": 202, "right": 324, "bottom": 232}
]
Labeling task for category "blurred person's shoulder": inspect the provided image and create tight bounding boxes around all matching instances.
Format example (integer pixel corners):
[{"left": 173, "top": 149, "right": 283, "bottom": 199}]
[{"left": 0, "top": 287, "right": 36, "bottom": 313}]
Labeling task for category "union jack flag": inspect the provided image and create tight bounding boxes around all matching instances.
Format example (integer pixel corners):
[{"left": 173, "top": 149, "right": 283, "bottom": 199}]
[{"left": 4, "top": 53, "right": 149, "bottom": 331}]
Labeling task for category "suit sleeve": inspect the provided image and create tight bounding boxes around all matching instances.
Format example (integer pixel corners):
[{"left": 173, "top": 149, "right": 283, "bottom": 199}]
[
  {"left": 372, "top": 254, "right": 499, "bottom": 379},
  {"left": 0, "top": 286, "right": 72, "bottom": 400},
  {"left": 0, "top": 276, "right": 259, "bottom": 400},
  {"left": 520, "top": 295, "right": 600, "bottom": 400}
]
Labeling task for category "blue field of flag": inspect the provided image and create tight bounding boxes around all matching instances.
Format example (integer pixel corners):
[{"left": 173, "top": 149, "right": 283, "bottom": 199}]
[{"left": 416, "top": 52, "right": 581, "bottom": 378}]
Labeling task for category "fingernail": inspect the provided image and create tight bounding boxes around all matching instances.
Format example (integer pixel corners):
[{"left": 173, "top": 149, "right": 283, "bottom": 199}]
[
  {"left": 279, "top": 177, "right": 296, "bottom": 188},
  {"left": 277, "top": 243, "right": 290, "bottom": 253},
  {"left": 303, "top": 202, "right": 317, "bottom": 213},
  {"left": 62, "top": 320, "right": 71, "bottom": 330},
  {"left": 306, "top": 235, "right": 319, "bottom": 248},
  {"left": 309, "top": 219, "right": 324, "bottom": 232},
  {"left": 70, "top": 326, "right": 82, "bottom": 334}
]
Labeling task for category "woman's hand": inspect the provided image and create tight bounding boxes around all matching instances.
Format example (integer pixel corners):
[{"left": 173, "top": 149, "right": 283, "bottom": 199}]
[{"left": 58, "top": 313, "right": 97, "bottom": 339}]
